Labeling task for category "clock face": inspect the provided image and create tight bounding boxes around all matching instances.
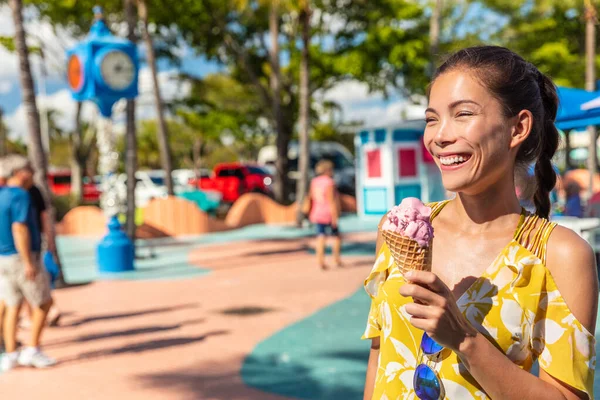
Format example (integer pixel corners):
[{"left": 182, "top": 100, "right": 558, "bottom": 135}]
[
  {"left": 99, "top": 50, "right": 135, "bottom": 91},
  {"left": 67, "top": 55, "right": 84, "bottom": 92}
]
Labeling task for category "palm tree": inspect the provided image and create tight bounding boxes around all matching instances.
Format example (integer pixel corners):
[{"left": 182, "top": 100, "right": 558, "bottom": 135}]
[
  {"left": 269, "top": 0, "right": 289, "bottom": 202},
  {"left": 137, "top": 0, "right": 174, "bottom": 196},
  {"left": 0, "top": 107, "right": 5, "bottom": 157},
  {"left": 8, "top": 0, "right": 63, "bottom": 283},
  {"left": 296, "top": 0, "right": 311, "bottom": 224},
  {"left": 585, "top": 0, "right": 597, "bottom": 202},
  {"left": 429, "top": 0, "right": 443, "bottom": 75},
  {"left": 124, "top": 0, "right": 138, "bottom": 240}
]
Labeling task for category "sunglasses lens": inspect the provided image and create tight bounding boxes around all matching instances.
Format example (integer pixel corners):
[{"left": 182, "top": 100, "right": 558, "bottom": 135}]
[
  {"left": 414, "top": 364, "right": 442, "bottom": 400},
  {"left": 420, "top": 332, "right": 444, "bottom": 355}
]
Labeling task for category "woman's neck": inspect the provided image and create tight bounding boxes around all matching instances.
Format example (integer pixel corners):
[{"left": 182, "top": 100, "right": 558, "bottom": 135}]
[{"left": 449, "top": 179, "right": 523, "bottom": 235}]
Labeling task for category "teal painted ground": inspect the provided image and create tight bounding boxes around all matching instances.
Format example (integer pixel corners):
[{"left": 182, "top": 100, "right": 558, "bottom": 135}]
[
  {"left": 241, "top": 288, "right": 371, "bottom": 400},
  {"left": 58, "top": 214, "right": 381, "bottom": 284}
]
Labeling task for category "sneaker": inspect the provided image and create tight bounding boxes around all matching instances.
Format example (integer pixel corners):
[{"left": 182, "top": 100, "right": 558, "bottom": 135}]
[
  {"left": 1, "top": 352, "right": 19, "bottom": 372},
  {"left": 17, "top": 347, "right": 56, "bottom": 368}
]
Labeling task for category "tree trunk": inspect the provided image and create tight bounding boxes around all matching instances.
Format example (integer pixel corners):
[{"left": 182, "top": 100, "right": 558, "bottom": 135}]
[
  {"left": 585, "top": 0, "right": 597, "bottom": 202},
  {"left": 270, "top": 0, "right": 290, "bottom": 203},
  {"left": 429, "top": 0, "right": 443, "bottom": 76},
  {"left": 138, "top": 0, "right": 174, "bottom": 196},
  {"left": 0, "top": 107, "right": 5, "bottom": 157},
  {"left": 296, "top": 1, "right": 311, "bottom": 224},
  {"left": 70, "top": 101, "right": 83, "bottom": 204},
  {"left": 125, "top": 0, "right": 138, "bottom": 241},
  {"left": 193, "top": 138, "right": 202, "bottom": 181},
  {"left": 9, "top": 0, "right": 63, "bottom": 283}
]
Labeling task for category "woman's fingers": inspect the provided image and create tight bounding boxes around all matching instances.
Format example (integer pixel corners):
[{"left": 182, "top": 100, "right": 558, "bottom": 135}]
[
  {"left": 405, "top": 270, "right": 448, "bottom": 294},
  {"left": 399, "top": 283, "right": 445, "bottom": 306},
  {"left": 404, "top": 302, "right": 441, "bottom": 320}
]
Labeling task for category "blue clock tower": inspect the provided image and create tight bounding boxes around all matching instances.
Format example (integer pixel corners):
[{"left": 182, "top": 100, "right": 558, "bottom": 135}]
[{"left": 66, "top": 7, "right": 138, "bottom": 273}]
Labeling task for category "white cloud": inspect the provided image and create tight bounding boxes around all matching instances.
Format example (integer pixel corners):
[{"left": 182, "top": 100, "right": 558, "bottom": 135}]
[
  {"left": 321, "top": 80, "right": 384, "bottom": 106},
  {"left": 320, "top": 79, "right": 426, "bottom": 127},
  {"left": 0, "top": 80, "right": 12, "bottom": 94}
]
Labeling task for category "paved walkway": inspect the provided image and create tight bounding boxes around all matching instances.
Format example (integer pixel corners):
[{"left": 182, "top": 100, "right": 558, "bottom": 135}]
[{"left": 0, "top": 217, "right": 379, "bottom": 399}]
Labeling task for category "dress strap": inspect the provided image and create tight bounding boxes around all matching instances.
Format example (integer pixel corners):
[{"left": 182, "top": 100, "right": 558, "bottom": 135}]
[
  {"left": 532, "top": 220, "right": 557, "bottom": 264},
  {"left": 514, "top": 213, "right": 539, "bottom": 246},
  {"left": 429, "top": 199, "right": 451, "bottom": 221},
  {"left": 514, "top": 213, "right": 557, "bottom": 264}
]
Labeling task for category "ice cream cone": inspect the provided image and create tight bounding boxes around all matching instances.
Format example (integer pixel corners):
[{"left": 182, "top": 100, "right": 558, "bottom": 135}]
[{"left": 381, "top": 229, "right": 432, "bottom": 275}]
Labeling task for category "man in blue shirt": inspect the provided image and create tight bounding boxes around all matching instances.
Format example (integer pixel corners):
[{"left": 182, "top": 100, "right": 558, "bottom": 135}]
[{"left": 0, "top": 155, "right": 55, "bottom": 371}]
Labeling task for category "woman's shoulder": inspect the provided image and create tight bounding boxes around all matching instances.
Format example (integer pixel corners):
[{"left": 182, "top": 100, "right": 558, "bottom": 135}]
[{"left": 545, "top": 224, "right": 598, "bottom": 332}]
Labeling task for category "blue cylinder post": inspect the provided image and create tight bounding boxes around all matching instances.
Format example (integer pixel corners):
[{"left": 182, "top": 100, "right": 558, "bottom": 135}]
[{"left": 97, "top": 216, "right": 135, "bottom": 273}]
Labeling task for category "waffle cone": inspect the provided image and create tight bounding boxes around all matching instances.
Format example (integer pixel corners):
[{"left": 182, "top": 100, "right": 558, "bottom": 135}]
[{"left": 381, "top": 230, "right": 431, "bottom": 274}]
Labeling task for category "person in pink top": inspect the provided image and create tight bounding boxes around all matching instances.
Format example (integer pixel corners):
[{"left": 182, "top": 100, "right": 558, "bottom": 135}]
[{"left": 308, "top": 159, "right": 342, "bottom": 270}]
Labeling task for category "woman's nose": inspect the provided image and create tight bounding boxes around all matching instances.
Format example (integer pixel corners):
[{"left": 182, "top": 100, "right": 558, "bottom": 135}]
[{"left": 433, "top": 119, "right": 457, "bottom": 148}]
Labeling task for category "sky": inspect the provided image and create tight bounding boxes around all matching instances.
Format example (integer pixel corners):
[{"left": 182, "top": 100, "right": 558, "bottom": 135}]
[{"left": 0, "top": 5, "right": 426, "bottom": 143}]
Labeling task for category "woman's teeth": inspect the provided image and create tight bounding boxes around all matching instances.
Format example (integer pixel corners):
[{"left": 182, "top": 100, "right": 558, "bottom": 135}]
[{"left": 439, "top": 155, "right": 469, "bottom": 166}]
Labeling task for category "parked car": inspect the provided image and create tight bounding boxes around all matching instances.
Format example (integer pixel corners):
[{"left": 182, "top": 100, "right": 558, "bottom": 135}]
[
  {"left": 257, "top": 141, "right": 356, "bottom": 199},
  {"left": 114, "top": 171, "right": 169, "bottom": 210},
  {"left": 47, "top": 170, "right": 101, "bottom": 203},
  {"left": 191, "top": 163, "right": 273, "bottom": 203},
  {"left": 173, "top": 168, "right": 210, "bottom": 189}
]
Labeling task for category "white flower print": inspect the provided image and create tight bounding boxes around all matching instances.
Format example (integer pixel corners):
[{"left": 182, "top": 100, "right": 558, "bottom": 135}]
[
  {"left": 384, "top": 362, "right": 404, "bottom": 383},
  {"left": 398, "top": 369, "right": 418, "bottom": 399},
  {"left": 381, "top": 301, "right": 393, "bottom": 341},
  {"left": 459, "top": 279, "right": 498, "bottom": 329},
  {"left": 389, "top": 337, "right": 417, "bottom": 367},
  {"left": 365, "top": 251, "right": 388, "bottom": 297},
  {"left": 441, "top": 379, "right": 479, "bottom": 399},
  {"left": 452, "top": 362, "right": 469, "bottom": 377},
  {"left": 501, "top": 299, "right": 536, "bottom": 364}
]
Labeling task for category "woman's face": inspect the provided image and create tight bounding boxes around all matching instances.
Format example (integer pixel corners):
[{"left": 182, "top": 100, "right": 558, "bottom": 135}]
[{"left": 424, "top": 70, "right": 524, "bottom": 195}]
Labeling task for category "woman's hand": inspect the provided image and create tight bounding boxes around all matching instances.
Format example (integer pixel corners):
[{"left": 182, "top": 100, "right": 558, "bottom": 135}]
[{"left": 399, "top": 270, "right": 478, "bottom": 352}]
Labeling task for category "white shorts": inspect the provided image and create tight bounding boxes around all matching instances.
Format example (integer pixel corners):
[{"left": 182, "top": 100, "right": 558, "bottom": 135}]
[{"left": 0, "top": 254, "right": 52, "bottom": 307}]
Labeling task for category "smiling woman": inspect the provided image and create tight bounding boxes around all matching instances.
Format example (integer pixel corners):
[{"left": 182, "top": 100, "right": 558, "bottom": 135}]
[{"left": 362, "top": 46, "right": 598, "bottom": 400}]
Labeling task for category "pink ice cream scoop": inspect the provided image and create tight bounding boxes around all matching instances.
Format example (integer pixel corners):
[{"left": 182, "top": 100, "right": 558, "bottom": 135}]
[{"left": 381, "top": 197, "right": 434, "bottom": 247}]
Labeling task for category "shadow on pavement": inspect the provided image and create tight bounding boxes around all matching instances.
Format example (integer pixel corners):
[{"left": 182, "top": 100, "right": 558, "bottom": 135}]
[
  {"left": 135, "top": 359, "right": 291, "bottom": 400},
  {"left": 64, "top": 303, "right": 200, "bottom": 327},
  {"left": 46, "top": 318, "right": 206, "bottom": 348},
  {"left": 60, "top": 330, "right": 228, "bottom": 365}
]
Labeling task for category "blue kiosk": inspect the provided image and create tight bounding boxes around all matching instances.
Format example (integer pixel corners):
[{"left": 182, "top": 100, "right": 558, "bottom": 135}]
[{"left": 66, "top": 7, "right": 139, "bottom": 273}]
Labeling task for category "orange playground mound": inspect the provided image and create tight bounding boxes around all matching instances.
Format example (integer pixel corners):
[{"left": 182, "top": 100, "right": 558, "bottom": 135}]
[{"left": 58, "top": 193, "right": 358, "bottom": 237}]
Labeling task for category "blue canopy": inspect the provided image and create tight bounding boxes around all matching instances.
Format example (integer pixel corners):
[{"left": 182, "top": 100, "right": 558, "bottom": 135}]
[{"left": 556, "top": 87, "right": 600, "bottom": 130}]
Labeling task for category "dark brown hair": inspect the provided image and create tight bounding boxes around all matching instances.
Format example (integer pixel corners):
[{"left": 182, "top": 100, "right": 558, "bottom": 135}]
[{"left": 430, "top": 46, "right": 559, "bottom": 219}]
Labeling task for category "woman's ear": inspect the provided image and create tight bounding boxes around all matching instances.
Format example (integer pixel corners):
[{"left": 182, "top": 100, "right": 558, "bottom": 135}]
[{"left": 510, "top": 110, "right": 534, "bottom": 149}]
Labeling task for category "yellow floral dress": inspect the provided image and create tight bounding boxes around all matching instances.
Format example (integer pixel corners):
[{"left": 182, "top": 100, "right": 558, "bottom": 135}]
[{"left": 363, "top": 201, "right": 596, "bottom": 399}]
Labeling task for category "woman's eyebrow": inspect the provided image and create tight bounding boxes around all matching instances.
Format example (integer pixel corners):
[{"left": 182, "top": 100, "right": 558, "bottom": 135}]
[{"left": 426, "top": 99, "right": 481, "bottom": 114}]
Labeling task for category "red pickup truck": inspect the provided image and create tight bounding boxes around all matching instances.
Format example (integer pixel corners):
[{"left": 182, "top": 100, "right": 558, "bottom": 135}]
[
  {"left": 190, "top": 163, "right": 273, "bottom": 203},
  {"left": 48, "top": 170, "right": 101, "bottom": 203}
]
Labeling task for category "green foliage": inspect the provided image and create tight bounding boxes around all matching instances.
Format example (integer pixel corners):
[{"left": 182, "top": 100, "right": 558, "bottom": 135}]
[
  {"left": 311, "top": 122, "right": 355, "bottom": 155},
  {"left": 51, "top": 194, "right": 81, "bottom": 221},
  {"left": 48, "top": 137, "right": 71, "bottom": 167},
  {"left": 464, "top": 1, "right": 591, "bottom": 88}
]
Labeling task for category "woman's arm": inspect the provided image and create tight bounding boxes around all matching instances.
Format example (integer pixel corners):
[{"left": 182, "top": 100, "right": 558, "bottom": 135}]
[
  {"left": 363, "top": 219, "right": 387, "bottom": 400},
  {"left": 363, "top": 337, "right": 380, "bottom": 400}
]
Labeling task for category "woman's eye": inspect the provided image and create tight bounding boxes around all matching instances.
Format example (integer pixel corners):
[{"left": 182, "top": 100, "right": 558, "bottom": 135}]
[
  {"left": 425, "top": 117, "right": 436, "bottom": 123},
  {"left": 456, "top": 111, "right": 473, "bottom": 117}
]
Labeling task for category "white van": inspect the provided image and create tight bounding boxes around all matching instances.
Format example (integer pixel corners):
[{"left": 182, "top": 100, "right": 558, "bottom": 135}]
[{"left": 257, "top": 141, "right": 356, "bottom": 198}]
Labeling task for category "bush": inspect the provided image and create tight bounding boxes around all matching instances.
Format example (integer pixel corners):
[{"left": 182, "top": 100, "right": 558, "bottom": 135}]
[{"left": 52, "top": 195, "right": 82, "bottom": 222}]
